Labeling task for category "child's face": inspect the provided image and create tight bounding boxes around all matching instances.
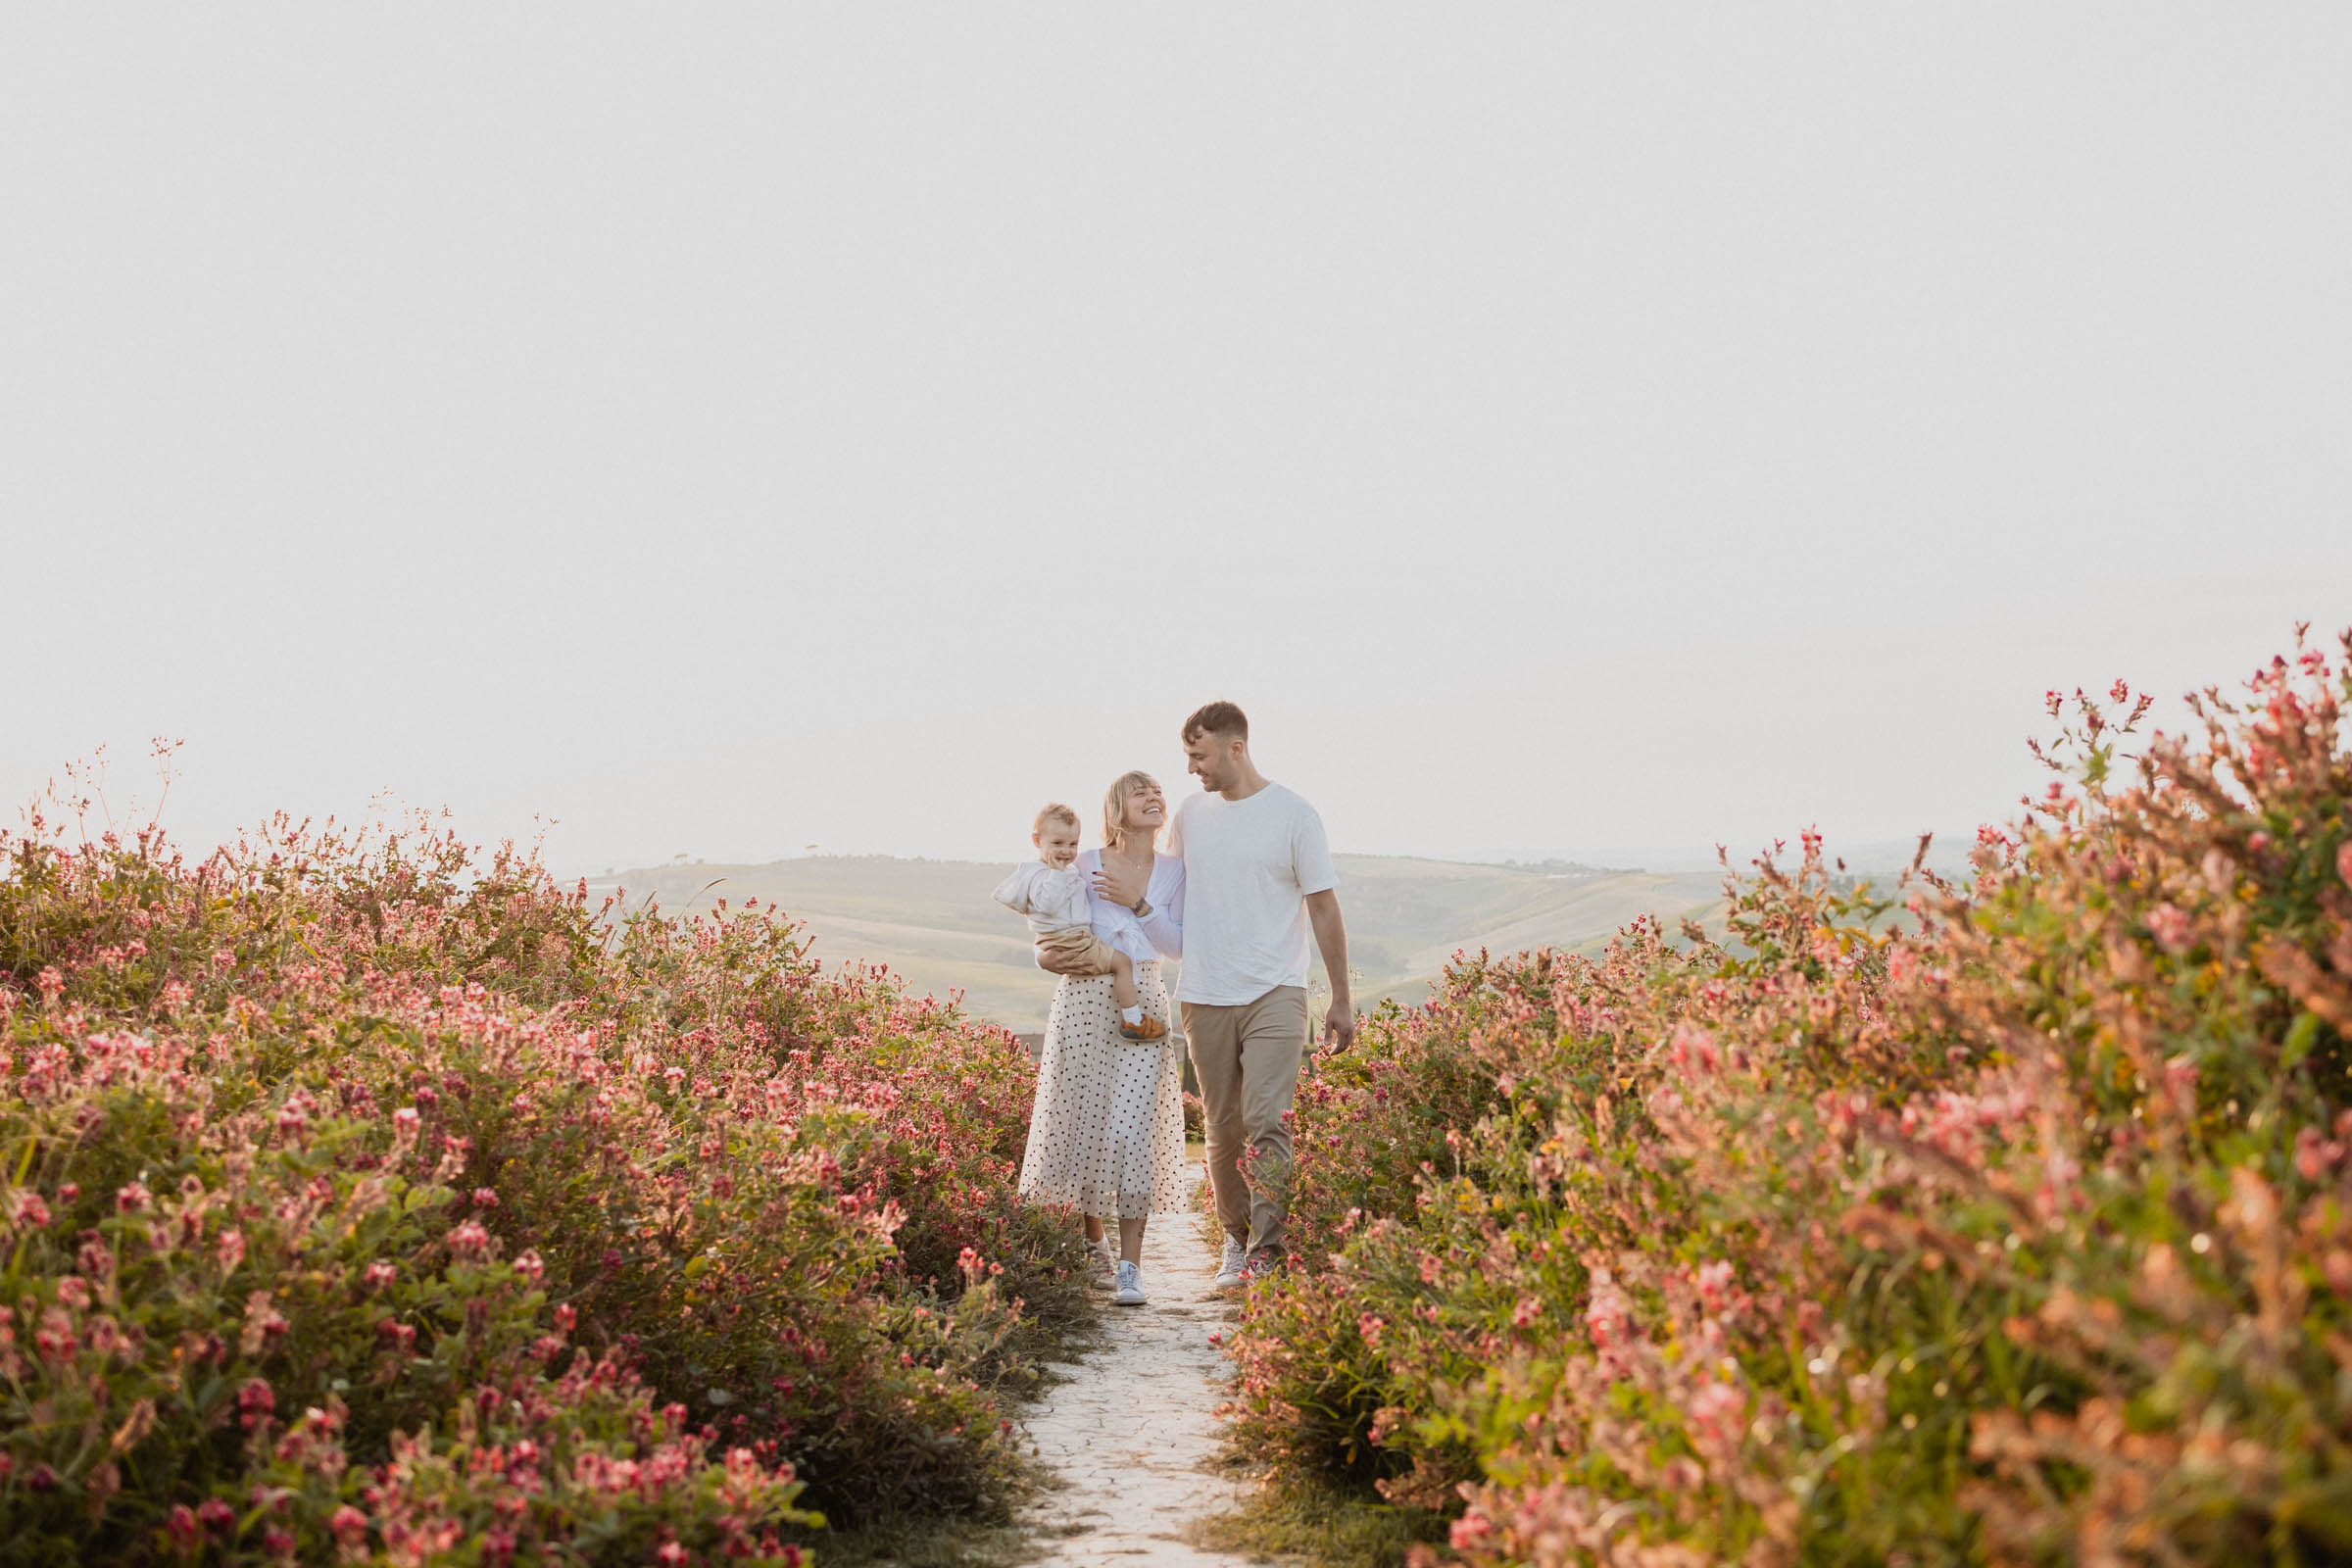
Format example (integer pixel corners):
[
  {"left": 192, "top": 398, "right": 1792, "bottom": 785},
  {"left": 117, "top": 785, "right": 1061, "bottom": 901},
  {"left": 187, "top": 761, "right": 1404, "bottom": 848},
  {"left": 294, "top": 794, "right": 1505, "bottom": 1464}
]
[{"left": 1034, "top": 821, "right": 1081, "bottom": 868}]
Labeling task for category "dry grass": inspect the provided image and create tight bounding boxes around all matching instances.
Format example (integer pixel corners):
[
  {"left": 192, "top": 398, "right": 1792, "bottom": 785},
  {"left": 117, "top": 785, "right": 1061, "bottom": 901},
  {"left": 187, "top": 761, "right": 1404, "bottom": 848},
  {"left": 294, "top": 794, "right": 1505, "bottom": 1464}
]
[
  {"left": 587, "top": 854, "right": 1725, "bottom": 1031},
  {"left": 1187, "top": 1472, "right": 1446, "bottom": 1567}
]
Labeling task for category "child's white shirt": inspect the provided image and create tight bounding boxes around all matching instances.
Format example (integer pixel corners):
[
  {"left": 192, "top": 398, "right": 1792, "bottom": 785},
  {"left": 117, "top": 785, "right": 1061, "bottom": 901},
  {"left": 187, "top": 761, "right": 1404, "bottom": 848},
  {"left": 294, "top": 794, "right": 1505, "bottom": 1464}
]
[{"left": 992, "top": 859, "right": 1093, "bottom": 937}]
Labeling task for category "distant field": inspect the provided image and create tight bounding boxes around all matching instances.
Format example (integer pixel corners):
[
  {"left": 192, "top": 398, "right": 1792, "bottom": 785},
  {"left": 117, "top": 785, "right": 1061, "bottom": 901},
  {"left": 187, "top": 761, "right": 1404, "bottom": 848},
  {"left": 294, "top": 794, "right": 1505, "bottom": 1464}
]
[{"left": 585, "top": 854, "right": 1728, "bottom": 1032}]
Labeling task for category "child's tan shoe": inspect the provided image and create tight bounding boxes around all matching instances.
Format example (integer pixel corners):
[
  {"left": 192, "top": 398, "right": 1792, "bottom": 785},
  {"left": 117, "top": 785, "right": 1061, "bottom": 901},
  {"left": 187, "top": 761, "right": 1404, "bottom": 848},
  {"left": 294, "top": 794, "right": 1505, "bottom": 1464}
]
[{"left": 1119, "top": 1013, "right": 1167, "bottom": 1043}]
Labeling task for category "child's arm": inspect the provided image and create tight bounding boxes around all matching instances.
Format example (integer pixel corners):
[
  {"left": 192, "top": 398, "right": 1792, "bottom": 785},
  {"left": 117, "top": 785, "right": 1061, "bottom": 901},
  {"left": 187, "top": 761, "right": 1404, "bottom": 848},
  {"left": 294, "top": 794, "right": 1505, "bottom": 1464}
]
[{"left": 991, "top": 864, "right": 1041, "bottom": 916}]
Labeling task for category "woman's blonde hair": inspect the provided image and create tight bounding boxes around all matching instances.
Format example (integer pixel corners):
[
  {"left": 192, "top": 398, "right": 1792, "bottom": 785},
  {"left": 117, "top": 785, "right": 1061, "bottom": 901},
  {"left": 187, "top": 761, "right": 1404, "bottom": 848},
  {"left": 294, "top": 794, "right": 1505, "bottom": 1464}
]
[{"left": 1102, "top": 770, "right": 1164, "bottom": 854}]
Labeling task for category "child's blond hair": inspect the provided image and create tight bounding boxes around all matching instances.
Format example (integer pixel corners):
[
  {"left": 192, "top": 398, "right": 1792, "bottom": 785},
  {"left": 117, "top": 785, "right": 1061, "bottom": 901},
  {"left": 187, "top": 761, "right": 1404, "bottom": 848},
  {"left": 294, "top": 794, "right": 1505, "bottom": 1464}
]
[{"left": 1033, "top": 802, "right": 1081, "bottom": 837}]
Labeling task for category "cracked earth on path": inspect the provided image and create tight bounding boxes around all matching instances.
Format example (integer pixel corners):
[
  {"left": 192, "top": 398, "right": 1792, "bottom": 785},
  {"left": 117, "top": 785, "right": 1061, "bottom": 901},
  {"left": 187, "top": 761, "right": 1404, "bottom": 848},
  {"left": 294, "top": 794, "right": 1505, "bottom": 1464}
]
[{"left": 1018, "top": 1200, "right": 1255, "bottom": 1566}]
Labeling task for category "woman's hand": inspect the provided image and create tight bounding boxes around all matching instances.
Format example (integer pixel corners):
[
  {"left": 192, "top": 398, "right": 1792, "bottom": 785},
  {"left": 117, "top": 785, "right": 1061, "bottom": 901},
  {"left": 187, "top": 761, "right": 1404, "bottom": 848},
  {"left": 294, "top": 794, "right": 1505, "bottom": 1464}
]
[{"left": 1093, "top": 859, "right": 1146, "bottom": 910}]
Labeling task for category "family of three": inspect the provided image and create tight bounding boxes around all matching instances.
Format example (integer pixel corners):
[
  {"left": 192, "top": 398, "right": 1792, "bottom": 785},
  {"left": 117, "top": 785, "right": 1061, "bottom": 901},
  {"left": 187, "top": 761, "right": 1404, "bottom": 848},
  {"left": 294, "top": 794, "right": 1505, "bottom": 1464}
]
[{"left": 993, "top": 701, "right": 1354, "bottom": 1306}]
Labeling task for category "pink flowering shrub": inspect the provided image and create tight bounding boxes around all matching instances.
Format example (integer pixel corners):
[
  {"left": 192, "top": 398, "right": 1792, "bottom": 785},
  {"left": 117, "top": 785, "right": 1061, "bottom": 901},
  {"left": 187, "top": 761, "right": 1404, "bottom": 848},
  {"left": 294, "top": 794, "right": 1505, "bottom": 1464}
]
[
  {"left": 1226, "top": 630, "right": 2352, "bottom": 1564},
  {"left": 0, "top": 807, "right": 1093, "bottom": 1559}
]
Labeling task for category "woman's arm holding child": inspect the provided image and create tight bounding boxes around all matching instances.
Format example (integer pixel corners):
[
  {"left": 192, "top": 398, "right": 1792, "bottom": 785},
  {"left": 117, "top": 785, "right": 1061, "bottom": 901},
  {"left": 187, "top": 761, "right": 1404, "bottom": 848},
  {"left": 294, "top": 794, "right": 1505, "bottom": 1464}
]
[{"left": 1139, "top": 859, "right": 1183, "bottom": 960}]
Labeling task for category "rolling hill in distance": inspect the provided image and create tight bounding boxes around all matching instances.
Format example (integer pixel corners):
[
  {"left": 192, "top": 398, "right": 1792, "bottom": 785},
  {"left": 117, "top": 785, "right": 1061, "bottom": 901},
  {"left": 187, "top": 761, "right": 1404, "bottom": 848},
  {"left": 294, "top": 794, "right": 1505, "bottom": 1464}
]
[{"left": 584, "top": 853, "right": 1731, "bottom": 1032}]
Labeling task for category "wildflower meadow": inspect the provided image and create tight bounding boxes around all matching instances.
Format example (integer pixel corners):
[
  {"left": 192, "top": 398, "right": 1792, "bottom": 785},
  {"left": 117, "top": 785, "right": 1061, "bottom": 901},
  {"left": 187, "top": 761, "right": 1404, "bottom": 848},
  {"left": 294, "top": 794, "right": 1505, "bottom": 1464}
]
[
  {"left": 0, "top": 800, "right": 1093, "bottom": 1564},
  {"left": 10, "top": 629, "right": 2350, "bottom": 1567},
  {"left": 1226, "top": 630, "right": 2352, "bottom": 1566}
]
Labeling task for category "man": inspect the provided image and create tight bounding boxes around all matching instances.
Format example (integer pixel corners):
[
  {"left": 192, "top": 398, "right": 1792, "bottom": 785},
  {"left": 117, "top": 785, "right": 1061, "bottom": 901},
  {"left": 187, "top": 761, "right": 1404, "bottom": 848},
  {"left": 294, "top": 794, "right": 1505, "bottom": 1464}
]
[{"left": 1166, "top": 700, "right": 1353, "bottom": 1287}]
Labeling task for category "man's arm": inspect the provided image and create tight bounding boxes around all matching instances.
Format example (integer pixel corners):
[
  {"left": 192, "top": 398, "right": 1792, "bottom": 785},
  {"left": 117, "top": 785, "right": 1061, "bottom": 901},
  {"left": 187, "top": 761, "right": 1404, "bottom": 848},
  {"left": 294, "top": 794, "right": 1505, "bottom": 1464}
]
[{"left": 1305, "top": 888, "right": 1355, "bottom": 1052}]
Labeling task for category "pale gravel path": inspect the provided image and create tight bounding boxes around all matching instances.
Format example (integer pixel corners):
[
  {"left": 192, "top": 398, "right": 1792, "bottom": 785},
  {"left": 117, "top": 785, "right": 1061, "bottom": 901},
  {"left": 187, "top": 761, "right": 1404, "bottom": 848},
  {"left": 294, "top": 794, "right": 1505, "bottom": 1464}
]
[{"left": 1018, "top": 1200, "right": 1253, "bottom": 1566}]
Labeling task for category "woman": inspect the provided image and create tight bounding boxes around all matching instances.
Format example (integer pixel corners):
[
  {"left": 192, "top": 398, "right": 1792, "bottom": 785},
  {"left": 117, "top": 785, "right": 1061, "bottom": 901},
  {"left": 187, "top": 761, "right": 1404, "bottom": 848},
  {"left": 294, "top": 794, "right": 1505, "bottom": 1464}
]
[{"left": 1016, "top": 769, "right": 1189, "bottom": 1305}]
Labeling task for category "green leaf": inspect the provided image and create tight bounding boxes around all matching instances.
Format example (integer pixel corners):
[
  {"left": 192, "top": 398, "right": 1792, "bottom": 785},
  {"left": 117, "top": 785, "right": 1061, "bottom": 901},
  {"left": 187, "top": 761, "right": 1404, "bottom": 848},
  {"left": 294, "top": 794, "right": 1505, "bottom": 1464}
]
[{"left": 2283, "top": 1010, "right": 2322, "bottom": 1070}]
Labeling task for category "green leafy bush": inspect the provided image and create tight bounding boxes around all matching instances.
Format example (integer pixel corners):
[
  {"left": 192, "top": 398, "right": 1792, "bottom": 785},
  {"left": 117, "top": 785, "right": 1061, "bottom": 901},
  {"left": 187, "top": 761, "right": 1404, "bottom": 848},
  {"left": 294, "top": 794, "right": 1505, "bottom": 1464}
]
[
  {"left": 0, "top": 806, "right": 1093, "bottom": 1562},
  {"left": 1226, "top": 631, "right": 2352, "bottom": 1565}
]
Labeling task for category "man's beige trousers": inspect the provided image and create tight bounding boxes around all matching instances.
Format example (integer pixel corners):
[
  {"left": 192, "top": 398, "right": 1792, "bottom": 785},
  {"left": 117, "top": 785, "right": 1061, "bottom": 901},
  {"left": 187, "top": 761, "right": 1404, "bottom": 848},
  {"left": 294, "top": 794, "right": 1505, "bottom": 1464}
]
[{"left": 1182, "top": 986, "right": 1309, "bottom": 1254}]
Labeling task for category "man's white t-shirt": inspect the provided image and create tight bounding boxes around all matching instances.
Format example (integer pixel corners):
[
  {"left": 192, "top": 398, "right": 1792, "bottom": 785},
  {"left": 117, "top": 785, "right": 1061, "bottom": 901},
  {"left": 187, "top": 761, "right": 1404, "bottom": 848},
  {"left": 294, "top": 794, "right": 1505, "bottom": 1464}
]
[{"left": 1168, "top": 783, "right": 1337, "bottom": 1006}]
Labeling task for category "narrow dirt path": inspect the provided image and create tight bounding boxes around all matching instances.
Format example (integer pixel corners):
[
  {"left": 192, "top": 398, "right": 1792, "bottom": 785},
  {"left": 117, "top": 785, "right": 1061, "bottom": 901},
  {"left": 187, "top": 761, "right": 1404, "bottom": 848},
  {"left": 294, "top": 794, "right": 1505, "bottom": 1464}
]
[{"left": 1019, "top": 1205, "right": 1251, "bottom": 1565}]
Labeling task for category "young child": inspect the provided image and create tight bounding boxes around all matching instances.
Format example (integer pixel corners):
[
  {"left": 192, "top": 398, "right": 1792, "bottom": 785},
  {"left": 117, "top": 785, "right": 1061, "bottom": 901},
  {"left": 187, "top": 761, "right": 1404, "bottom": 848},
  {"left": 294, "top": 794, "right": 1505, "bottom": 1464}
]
[{"left": 994, "top": 803, "right": 1166, "bottom": 1042}]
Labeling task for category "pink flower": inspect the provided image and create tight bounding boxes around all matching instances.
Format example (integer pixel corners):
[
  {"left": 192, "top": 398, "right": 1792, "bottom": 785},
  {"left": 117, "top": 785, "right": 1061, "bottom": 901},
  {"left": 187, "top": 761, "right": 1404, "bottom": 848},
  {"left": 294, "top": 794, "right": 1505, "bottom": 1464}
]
[
  {"left": 242, "top": 1292, "right": 291, "bottom": 1355},
  {"left": 237, "top": 1377, "right": 276, "bottom": 1431},
  {"left": 361, "top": 1260, "right": 396, "bottom": 1292},
  {"left": 2296, "top": 1126, "right": 2345, "bottom": 1182},
  {"left": 1685, "top": 1378, "right": 1746, "bottom": 1453},
  {"left": 1583, "top": 1280, "right": 1630, "bottom": 1349},
  {"left": 1694, "top": 1259, "right": 1736, "bottom": 1311},
  {"left": 446, "top": 1220, "right": 493, "bottom": 1261},
  {"left": 1668, "top": 1019, "right": 1720, "bottom": 1073},
  {"left": 115, "top": 1181, "right": 152, "bottom": 1213},
  {"left": 328, "top": 1506, "right": 368, "bottom": 1547},
  {"left": 2148, "top": 904, "right": 2193, "bottom": 955}
]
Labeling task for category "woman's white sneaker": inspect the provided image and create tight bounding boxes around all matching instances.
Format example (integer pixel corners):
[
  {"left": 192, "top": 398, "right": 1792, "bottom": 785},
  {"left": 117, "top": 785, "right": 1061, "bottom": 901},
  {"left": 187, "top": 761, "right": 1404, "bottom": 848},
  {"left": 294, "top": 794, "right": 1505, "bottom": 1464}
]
[
  {"left": 1213, "top": 1236, "right": 1248, "bottom": 1290},
  {"left": 1113, "top": 1260, "right": 1148, "bottom": 1305},
  {"left": 1090, "top": 1239, "right": 1117, "bottom": 1290}
]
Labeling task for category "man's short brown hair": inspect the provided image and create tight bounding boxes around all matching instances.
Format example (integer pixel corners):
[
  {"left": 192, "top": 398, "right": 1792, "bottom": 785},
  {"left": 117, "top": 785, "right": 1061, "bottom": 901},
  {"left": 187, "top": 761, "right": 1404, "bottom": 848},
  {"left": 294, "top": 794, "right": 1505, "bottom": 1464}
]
[{"left": 1181, "top": 701, "right": 1250, "bottom": 744}]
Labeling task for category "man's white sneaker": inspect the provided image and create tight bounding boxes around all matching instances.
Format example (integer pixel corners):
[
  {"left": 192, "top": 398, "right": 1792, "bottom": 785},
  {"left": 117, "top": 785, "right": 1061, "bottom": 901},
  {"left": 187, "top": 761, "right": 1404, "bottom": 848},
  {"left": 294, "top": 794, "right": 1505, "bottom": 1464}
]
[
  {"left": 1113, "top": 1260, "right": 1148, "bottom": 1306},
  {"left": 1213, "top": 1236, "right": 1248, "bottom": 1290}
]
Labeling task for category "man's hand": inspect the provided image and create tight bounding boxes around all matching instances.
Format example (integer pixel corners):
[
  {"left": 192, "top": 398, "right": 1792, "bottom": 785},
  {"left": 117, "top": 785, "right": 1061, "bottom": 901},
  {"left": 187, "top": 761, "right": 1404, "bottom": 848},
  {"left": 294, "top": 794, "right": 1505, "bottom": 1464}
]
[
  {"left": 1093, "top": 860, "right": 1145, "bottom": 909},
  {"left": 1323, "top": 998, "right": 1357, "bottom": 1054}
]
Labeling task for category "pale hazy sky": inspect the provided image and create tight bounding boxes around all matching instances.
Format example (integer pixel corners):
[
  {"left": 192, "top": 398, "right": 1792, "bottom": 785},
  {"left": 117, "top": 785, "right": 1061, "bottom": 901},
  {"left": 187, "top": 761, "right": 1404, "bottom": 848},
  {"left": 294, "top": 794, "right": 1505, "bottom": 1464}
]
[{"left": 6, "top": 7, "right": 2348, "bottom": 874}]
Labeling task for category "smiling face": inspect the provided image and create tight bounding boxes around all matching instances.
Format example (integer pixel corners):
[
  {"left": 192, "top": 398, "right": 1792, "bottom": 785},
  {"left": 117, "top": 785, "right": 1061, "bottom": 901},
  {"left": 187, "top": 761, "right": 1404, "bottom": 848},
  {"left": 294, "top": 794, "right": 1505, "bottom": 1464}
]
[
  {"left": 1034, "top": 819, "right": 1081, "bottom": 868},
  {"left": 1183, "top": 730, "right": 1244, "bottom": 793},
  {"left": 1102, "top": 771, "right": 1168, "bottom": 853},
  {"left": 1121, "top": 780, "right": 1166, "bottom": 836}
]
